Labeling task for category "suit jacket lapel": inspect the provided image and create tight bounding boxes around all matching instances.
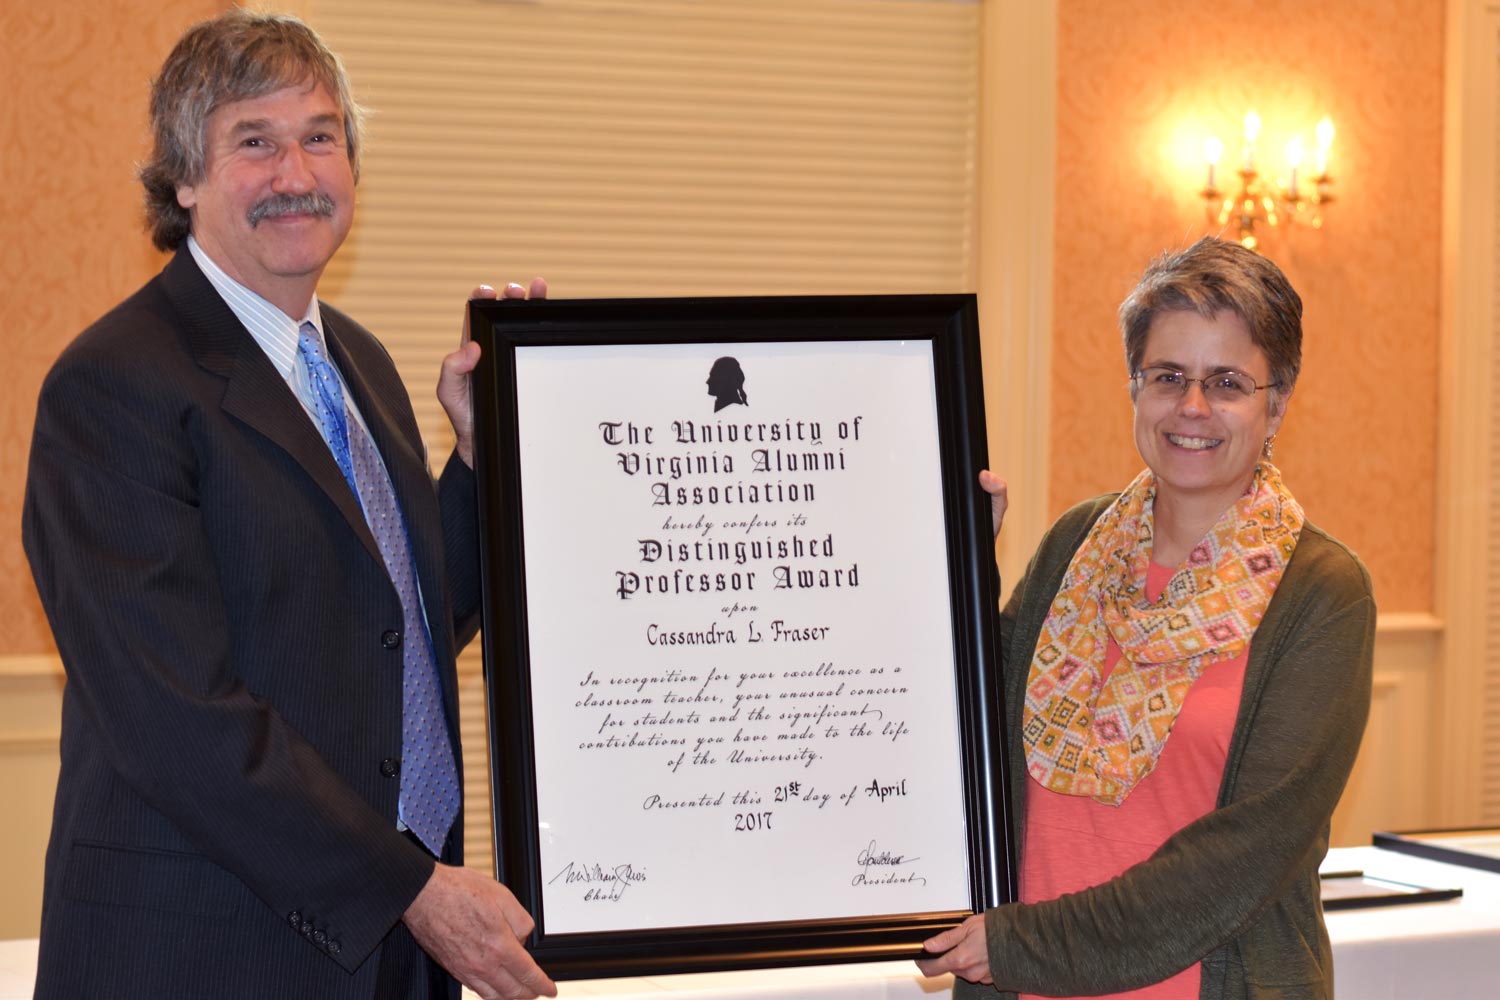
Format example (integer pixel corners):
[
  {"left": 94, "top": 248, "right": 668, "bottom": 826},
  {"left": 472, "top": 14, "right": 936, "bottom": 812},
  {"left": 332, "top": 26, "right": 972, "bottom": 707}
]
[
  {"left": 161, "top": 251, "right": 460, "bottom": 723},
  {"left": 161, "top": 251, "right": 384, "bottom": 567}
]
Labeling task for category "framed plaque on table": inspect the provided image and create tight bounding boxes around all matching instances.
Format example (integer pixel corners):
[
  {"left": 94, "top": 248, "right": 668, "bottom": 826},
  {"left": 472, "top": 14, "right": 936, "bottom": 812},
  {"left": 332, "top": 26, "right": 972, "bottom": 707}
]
[
  {"left": 468, "top": 294, "right": 1013, "bottom": 979},
  {"left": 1318, "top": 870, "right": 1462, "bottom": 911},
  {"left": 1373, "top": 828, "right": 1500, "bottom": 875}
]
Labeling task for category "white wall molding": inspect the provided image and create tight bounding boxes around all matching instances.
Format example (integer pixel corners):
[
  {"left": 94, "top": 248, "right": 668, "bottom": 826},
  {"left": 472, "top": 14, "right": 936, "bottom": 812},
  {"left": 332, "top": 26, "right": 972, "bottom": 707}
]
[
  {"left": 0, "top": 655, "right": 64, "bottom": 756},
  {"left": 1436, "top": 0, "right": 1500, "bottom": 826},
  {"left": 0, "top": 653, "right": 62, "bottom": 937},
  {"left": 1374, "top": 612, "right": 1443, "bottom": 635},
  {"left": 0, "top": 654, "right": 63, "bottom": 679},
  {"left": 1331, "top": 625, "right": 1442, "bottom": 845},
  {"left": 975, "top": 1, "right": 1056, "bottom": 599}
]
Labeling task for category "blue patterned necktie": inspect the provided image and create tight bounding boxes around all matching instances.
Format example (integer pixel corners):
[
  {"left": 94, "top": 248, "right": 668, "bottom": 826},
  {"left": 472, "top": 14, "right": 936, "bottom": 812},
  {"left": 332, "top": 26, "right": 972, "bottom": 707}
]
[{"left": 298, "top": 323, "right": 461, "bottom": 855}]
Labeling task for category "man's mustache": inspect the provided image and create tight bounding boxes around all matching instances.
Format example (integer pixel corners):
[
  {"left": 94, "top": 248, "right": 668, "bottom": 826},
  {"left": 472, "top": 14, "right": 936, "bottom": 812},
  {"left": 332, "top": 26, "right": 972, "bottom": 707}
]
[{"left": 246, "top": 191, "right": 336, "bottom": 227}]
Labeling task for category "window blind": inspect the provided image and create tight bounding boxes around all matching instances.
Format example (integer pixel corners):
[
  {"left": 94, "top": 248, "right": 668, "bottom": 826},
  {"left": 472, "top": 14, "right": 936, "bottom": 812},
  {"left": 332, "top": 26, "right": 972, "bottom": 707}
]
[{"left": 307, "top": 0, "right": 981, "bottom": 870}]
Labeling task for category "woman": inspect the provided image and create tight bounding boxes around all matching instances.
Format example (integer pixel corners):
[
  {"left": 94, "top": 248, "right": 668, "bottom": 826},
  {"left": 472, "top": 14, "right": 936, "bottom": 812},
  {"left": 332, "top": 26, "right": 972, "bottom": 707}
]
[{"left": 919, "top": 237, "right": 1375, "bottom": 999}]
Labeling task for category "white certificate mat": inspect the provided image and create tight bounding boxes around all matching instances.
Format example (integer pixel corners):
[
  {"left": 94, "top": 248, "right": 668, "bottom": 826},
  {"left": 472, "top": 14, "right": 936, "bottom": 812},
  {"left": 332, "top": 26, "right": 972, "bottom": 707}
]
[
  {"left": 470, "top": 294, "right": 1010, "bottom": 979},
  {"left": 516, "top": 340, "right": 968, "bottom": 933}
]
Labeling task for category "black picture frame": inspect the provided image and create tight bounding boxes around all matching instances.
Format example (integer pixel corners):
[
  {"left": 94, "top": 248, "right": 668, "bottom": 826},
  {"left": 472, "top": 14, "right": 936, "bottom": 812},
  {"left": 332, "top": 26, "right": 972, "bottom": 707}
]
[
  {"left": 1372, "top": 828, "right": 1500, "bottom": 876},
  {"left": 1318, "top": 871, "right": 1463, "bottom": 911},
  {"left": 468, "top": 294, "right": 1014, "bottom": 979}
]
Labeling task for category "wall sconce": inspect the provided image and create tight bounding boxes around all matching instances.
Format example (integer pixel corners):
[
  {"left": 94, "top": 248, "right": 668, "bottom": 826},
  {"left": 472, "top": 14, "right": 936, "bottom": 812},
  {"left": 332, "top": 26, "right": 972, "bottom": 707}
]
[{"left": 1201, "top": 110, "right": 1336, "bottom": 251}]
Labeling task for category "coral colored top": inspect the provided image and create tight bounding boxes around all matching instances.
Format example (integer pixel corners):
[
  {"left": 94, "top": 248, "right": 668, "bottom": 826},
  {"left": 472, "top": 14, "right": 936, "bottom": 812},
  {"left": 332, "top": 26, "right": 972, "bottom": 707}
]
[{"left": 1019, "top": 562, "right": 1248, "bottom": 1000}]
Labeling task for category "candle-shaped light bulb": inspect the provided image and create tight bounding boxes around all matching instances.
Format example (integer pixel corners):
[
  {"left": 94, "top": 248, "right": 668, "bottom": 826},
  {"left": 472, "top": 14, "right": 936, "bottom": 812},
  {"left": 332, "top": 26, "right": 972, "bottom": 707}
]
[
  {"left": 1205, "top": 136, "right": 1224, "bottom": 190},
  {"left": 1242, "top": 110, "right": 1262, "bottom": 171},
  {"left": 1315, "top": 116, "right": 1335, "bottom": 176},
  {"left": 1286, "top": 136, "right": 1305, "bottom": 197},
  {"left": 1286, "top": 136, "right": 1306, "bottom": 169}
]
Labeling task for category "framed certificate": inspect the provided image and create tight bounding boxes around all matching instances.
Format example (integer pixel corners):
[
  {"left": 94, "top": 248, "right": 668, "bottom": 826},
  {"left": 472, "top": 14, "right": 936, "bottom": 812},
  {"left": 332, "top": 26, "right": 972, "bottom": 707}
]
[{"left": 469, "top": 294, "right": 1013, "bottom": 978}]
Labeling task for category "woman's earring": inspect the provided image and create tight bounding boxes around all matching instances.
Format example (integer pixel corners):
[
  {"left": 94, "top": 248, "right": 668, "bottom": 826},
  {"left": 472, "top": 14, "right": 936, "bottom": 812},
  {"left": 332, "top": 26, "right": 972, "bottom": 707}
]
[{"left": 1262, "top": 435, "right": 1276, "bottom": 459}]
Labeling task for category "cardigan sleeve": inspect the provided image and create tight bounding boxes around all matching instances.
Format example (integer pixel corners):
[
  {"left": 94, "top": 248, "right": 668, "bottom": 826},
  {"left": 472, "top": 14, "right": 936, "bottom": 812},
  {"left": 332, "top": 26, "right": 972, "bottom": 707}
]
[{"left": 966, "top": 525, "right": 1374, "bottom": 997}]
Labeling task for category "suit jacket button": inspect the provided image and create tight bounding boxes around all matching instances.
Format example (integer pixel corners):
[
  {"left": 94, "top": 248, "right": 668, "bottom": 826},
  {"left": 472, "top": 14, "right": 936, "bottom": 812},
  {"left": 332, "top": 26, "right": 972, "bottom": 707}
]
[
  {"left": 300, "top": 921, "right": 313, "bottom": 936},
  {"left": 314, "top": 930, "right": 327, "bottom": 945},
  {"left": 329, "top": 941, "right": 341, "bottom": 956},
  {"left": 380, "top": 757, "right": 400, "bottom": 778},
  {"left": 288, "top": 910, "right": 302, "bottom": 927},
  {"left": 382, "top": 629, "right": 401, "bottom": 649}
]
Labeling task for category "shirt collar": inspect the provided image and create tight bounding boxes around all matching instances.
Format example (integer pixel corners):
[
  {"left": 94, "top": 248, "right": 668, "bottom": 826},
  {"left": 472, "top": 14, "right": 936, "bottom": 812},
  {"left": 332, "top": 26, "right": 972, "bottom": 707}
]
[{"left": 187, "top": 235, "right": 325, "bottom": 379}]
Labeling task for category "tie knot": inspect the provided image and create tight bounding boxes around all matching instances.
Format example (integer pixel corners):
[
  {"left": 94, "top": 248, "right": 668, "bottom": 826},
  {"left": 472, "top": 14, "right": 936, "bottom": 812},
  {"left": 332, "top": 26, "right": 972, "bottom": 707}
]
[{"left": 298, "top": 322, "right": 330, "bottom": 365}]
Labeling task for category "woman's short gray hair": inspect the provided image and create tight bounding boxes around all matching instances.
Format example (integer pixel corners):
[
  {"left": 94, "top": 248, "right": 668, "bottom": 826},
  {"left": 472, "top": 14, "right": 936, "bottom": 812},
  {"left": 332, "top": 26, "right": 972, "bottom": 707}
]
[
  {"left": 1119, "top": 236, "right": 1303, "bottom": 406},
  {"left": 139, "top": 10, "right": 365, "bottom": 251}
]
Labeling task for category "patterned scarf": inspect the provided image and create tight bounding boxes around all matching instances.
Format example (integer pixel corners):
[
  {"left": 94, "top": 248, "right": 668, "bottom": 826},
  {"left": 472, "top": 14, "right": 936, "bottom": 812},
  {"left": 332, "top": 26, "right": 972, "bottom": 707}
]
[{"left": 1021, "top": 462, "right": 1303, "bottom": 806}]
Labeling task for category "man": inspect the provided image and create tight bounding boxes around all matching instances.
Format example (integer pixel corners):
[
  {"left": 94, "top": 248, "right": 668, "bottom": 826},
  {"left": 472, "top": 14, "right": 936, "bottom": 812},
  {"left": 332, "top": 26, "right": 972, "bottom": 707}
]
[{"left": 23, "top": 11, "right": 553, "bottom": 1000}]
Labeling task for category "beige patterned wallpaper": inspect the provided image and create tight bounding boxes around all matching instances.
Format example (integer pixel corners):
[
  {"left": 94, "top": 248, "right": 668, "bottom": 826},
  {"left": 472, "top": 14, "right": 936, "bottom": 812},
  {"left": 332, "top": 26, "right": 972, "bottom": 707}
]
[
  {"left": 0, "top": 0, "right": 1446, "bottom": 663},
  {"left": 1, "top": 1, "right": 226, "bottom": 656},
  {"left": 1051, "top": 0, "right": 1443, "bottom": 612}
]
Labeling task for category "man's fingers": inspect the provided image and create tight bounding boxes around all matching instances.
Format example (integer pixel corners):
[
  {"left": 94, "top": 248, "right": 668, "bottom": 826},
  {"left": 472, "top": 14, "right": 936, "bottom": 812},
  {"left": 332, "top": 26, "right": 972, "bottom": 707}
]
[
  {"left": 441, "top": 340, "right": 481, "bottom": 378},
  {"left": 460, "top": 285, "right": 497, "bottom": 345},
  {"left": 465, "top": 279, "right": 540, "bottom": 341},
  {"left": 491, "top": 941, "right": 556, "bottom": 999},
  {"left": 516, "top": 957, "right": 558, "bottom": 998},
  {"left": 475, "top": 966, "right": 521, "bottom": 1000},
  {"left": 493, "top": 884, "right": 537, "bottom": 941},
  {"left": 445, "top": 932, "right": 556, "bottom": 1000},
  {"left": 501, "top": 278, "right": 547, "bottom": 299},
  {"left": 463, "top": 972, "right": 500, "bottom": 1000}
]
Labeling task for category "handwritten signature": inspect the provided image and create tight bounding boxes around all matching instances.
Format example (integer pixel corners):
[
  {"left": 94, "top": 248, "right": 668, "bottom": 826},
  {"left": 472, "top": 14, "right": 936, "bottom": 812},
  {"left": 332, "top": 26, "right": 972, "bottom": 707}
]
[
  {"left": 548, "top": 861, "right": 648, "bottom": 902},
  {"left": 851, "top": 839, "right": 928, "bottom": 887}
]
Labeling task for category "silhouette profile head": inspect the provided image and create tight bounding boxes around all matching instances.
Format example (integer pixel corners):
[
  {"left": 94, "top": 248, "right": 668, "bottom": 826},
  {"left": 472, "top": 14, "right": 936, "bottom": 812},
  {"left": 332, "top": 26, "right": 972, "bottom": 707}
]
[{"left": 706, "top": 357, "right": 748, "bottom": 411}]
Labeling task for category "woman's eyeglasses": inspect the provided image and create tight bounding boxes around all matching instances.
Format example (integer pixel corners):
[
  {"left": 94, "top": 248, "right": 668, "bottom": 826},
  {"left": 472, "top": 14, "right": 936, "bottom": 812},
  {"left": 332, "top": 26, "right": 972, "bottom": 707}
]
[{"left": 1130, "top": 366, "right": 1278, "bottom": 403}]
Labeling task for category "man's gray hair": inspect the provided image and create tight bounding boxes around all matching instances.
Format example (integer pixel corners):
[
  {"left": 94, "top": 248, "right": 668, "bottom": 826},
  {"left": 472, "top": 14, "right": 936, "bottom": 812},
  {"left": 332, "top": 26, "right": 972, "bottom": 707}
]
[{"left": 140, "top": 9, "right": 365, "bottom": 251}]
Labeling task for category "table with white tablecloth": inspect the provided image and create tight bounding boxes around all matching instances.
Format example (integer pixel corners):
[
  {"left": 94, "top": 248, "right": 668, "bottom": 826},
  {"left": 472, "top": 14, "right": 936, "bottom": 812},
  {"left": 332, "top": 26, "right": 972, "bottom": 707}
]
[
  {"left": 3, "top": 847, "right": 1496, "bottom": 999},
  {"left": 1316, "top": 845, "right": 1500, "bottom": 999}
]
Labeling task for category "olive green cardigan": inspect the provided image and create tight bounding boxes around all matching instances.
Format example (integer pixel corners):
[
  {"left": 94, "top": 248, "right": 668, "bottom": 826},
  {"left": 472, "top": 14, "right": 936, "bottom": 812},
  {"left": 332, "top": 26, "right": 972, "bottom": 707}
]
[{"left": 956, "top": 495, "right": 1375, "bottom": 1000}]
